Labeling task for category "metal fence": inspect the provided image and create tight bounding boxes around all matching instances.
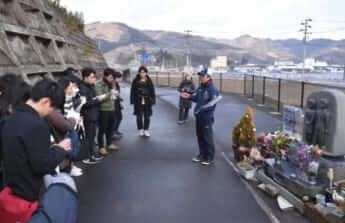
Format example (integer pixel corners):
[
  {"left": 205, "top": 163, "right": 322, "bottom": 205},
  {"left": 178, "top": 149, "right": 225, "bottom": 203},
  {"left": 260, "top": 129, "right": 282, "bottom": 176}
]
[{"left": 124, "top": 72, "right": 345, "bottom": 114}]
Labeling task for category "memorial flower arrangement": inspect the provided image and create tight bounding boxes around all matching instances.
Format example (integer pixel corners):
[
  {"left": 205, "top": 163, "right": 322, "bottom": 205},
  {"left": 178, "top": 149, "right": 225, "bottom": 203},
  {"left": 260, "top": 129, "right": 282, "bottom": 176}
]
[
  {"left": 271, "top": 131, "right": 292, "bottom": 161},
  {"left": 290, "top": 144, "right": 323, "bottom": 169},
  {"left": 257, "top": 131, "right": 292, "bottom": 161}
]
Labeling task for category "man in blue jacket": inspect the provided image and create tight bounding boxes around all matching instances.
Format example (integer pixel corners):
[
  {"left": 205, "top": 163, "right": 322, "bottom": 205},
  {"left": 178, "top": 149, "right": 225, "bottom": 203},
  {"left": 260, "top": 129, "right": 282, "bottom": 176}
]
[{"left": 181, "top": 68, "right": 222, "bottom": 165}]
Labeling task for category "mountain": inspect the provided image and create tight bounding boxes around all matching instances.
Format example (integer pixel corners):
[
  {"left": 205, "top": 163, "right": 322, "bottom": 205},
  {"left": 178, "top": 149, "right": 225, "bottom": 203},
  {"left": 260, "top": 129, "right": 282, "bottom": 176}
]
[{"left": 85, "top": 22, "right": 345, "bottom": 67}]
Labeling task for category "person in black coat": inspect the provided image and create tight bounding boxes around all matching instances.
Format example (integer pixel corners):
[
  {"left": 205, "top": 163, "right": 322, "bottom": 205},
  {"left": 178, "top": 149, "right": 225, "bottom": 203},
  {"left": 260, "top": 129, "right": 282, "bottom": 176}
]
[
  {"left": 1, "top": 79, "right": 71, "bottom": 202},
  {"left": 177, "top": 73, "right": 195, "bottom": 124},
  {"left": 130, "top": 66, "right": 156, "bottom": 137},
  {"left": 79, "top": 67, "right": 106, "bottom": 165},
  {"left": 0, "top": 74, "right": 31, "bottom": 191}
]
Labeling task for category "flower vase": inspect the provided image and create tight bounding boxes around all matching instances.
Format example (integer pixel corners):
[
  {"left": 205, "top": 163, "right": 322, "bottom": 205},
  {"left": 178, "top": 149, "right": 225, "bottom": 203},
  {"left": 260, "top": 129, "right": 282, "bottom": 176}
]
[{"left": 307, "top": 161, "right": 319, "bottom": 185}]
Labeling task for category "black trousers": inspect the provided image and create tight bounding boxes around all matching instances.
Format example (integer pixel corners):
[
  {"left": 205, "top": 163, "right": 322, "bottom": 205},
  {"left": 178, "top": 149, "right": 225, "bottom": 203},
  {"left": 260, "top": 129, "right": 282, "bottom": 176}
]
[
  {"left": 98, "top": 111, "right": 115, "bottom": 147},
  {"left": 84, "top": 120, "right": 97, "bottom": 157},
  {"left": 114, "top": 109, "right": 123, "bottom": 132},
  {"left": 196, "top": 117, "right": 215, "bottom": 161},
  {"left": 179, "top": 107, "right": 190, "bottom": 121},
  {"left": 136, "top": 110, "right": 150, "bottom": 130}
]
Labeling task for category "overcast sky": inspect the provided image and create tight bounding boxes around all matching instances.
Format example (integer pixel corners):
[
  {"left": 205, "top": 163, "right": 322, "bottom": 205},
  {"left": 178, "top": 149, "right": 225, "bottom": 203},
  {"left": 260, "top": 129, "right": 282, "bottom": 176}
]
[{"left": 60, "top": 0, "right": 345, "bottom": 40}]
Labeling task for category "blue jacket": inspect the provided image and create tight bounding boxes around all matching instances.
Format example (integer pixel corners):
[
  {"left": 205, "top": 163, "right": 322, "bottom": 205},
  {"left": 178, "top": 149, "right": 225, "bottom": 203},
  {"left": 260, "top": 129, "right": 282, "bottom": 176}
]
[{"left": 190, "top": 81, "right": 221, "bottom": 120}]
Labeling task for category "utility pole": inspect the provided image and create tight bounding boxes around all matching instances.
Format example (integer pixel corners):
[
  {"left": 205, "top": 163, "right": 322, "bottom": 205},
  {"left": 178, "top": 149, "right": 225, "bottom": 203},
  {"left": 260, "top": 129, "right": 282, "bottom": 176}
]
[
  {"left": 299, "top": 18, "right": 312, "bottom": 77},
  {"left": 98, "top": 39, "right": 101, "bottom": 51},
  {"left": 161, "top": 49, "right": 165, "bottom": 71},
  {"left": 184, "top": 30, "right": 192, "bottom": 71}
]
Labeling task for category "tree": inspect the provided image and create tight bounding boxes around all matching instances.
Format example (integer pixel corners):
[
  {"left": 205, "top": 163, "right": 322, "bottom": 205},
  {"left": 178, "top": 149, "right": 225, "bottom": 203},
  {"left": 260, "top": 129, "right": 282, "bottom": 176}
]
[{"left": 232, "top": 107, "right": 257, "bottom": 161}]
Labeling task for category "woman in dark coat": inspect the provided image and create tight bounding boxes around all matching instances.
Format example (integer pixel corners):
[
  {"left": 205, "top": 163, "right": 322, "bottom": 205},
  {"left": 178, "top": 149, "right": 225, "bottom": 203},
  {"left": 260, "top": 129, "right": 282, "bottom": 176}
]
[
  {"left": 177, "top": 73, "right": 195, "bottom": 124},
  {"left": 130, "top": 66, "right": 156, "bottom": 137},
  {"left": 0, "top": 74, "right": 31, "bottom": 190}
]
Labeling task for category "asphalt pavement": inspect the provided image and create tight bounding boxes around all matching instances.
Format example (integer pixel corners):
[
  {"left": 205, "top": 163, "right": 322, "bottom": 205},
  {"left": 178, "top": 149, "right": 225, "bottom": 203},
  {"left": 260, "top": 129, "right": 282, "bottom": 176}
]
[{"left": 76, "top": 84, "right": 309, "bottom": 223}]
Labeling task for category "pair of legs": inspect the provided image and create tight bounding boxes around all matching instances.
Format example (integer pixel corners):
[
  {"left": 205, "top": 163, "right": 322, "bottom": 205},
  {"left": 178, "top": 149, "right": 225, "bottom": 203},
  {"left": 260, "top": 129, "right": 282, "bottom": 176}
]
[
  {"left": 98, "top": 111, "right": 115, "bottom": 148},
  {"left": 178, "top": 107, "right": 190, "bottom": 122},
  {"left": 136, "top": 111, "right": 150, "bottom": 130},
  {"left": 84, "top": 120, "right": 97, "bottom": 158},
  {"left": 195, "top": 117, "right": 215, "bottom": 162},
  {"left": 114, "top": 109, "right": 123, "bottom": 134},
  {"left": 136, "top": 105, "right": 151, "bottom": 131}
]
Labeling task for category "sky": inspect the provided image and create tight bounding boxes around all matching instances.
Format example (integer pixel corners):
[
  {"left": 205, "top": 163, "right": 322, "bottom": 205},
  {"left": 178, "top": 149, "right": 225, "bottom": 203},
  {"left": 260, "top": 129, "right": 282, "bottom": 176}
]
[{"left": 60, "top": 0, "right": 345, "bottom": 40}]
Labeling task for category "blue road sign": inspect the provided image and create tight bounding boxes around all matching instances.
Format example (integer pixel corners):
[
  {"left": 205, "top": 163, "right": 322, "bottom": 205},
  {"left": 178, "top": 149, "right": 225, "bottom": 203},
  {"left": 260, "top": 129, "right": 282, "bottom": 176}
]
[{"left": 142, "top": 53, "right": 149, "bottom": 62}]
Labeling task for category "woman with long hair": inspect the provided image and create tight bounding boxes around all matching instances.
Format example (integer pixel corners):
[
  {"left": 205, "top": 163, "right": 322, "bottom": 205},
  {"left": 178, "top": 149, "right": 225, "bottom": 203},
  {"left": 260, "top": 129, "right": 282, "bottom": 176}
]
[
  {"left": 130, "top": 66, "right": 156, "bottom": 137},
  {"left": 0, "top": 74, "right": 31, "bottom": 190}
]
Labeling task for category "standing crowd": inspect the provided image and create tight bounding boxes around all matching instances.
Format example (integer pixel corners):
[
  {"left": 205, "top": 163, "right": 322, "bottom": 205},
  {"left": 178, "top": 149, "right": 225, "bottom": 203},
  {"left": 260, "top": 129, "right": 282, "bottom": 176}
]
[{"left": 0, "top": 65, "right": 220, "bottom": 222}]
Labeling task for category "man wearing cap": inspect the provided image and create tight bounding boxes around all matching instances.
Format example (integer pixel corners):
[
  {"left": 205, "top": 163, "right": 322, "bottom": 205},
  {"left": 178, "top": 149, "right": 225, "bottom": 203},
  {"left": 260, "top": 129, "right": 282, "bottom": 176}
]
[{"left": 181, "top": 68, "right": 222, "bottom": 165}]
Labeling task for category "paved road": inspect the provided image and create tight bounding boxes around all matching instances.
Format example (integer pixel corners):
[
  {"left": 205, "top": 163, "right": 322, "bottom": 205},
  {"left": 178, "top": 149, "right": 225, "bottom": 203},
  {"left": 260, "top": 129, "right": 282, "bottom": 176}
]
[{"left": 76, "top": 84, "right": 309, "bottom": 223}]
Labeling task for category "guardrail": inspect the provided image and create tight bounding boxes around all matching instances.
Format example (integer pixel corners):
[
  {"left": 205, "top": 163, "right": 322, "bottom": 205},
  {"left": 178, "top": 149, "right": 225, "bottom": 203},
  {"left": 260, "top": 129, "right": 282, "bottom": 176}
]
[{"left": 124, "top": 72, "right": 345, "bottom": 114}]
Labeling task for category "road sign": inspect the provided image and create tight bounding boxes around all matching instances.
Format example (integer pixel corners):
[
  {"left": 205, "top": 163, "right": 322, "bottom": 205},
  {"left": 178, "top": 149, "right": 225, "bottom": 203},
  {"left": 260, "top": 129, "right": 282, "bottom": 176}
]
[{"left": 142, "top": 53, "right": 149, "bottom": 62}]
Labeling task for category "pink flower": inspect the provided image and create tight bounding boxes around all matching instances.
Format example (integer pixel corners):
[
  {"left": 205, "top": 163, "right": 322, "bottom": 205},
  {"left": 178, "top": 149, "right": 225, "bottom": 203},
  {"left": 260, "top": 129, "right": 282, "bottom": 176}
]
[
  {"left": 264, "top": 135, "right": 272, "bottom": 144},
  {"left": 315, "top": 148, "right": 323, "bottom": 156}
]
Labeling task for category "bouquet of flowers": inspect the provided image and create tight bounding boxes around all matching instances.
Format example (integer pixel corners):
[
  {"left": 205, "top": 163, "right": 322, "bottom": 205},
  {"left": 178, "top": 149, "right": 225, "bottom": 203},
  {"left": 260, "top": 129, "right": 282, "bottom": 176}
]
[
  {"left": 257, "top": 133, "right": 273, "bottom": 158},
  {"left": 271, "top": 131, "right": 292, "bottom": 161},
  {"left": 257, "top": 131, "right": 292, "bottom": 161},
  {"left": 289, "top": 143, "right": 324, "bottom": 178}
]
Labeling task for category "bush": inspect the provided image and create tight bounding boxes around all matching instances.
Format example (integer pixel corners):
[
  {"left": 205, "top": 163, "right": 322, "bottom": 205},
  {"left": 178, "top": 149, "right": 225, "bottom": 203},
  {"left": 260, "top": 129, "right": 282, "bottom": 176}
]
[{"left": 47, "top": 0, "right": 84, "bottom": 32}]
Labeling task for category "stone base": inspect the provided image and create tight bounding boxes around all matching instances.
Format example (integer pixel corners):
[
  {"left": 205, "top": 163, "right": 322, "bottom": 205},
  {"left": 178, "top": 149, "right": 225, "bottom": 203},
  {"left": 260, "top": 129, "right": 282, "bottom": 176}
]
[
  {"left": 264, "top": 159, "right": 327, "bottom": 198},
  {"left": 256, "top": 169, "right": 305, "bottom": 214}
]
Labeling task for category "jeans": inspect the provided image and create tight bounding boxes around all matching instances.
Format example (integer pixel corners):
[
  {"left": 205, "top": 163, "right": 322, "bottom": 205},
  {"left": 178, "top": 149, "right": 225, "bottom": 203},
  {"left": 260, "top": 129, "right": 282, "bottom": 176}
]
[
  {"left": 195, "top": 116, "right": 215, "bottom": 161},
  {"left": 98, "top": 111, "right": 115, "bottom": 147},
  {"left": 64, "top": 131, "right": 80, "bottom": 161}
]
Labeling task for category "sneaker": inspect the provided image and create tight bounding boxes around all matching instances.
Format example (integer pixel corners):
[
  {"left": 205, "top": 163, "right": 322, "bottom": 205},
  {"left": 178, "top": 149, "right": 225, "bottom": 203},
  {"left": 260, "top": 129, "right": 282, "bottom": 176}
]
[
  {"left": 144, "top": 130, "right": 150, "bottom": 137},
  {"left": 92, "top": 154, "right": 104, "bottom": 161},
  {"left": 70, "top": 165, "right": 83, "bottom": 177},
  {"left": 192, "top": 155, "right": 202, "bottom": 162},
  {"left": 201, "top": 160, "right": 213, "bottom": 166},
  {"left": 99, "top": 147, "right": 108, "bottom": 156},
  {"left": 139, "top": 129, "right": 144, "bottom": 137},
  {"left": 177, "top": 120, "right": 184, "bottom": 125},
  {"left": 82, "top": 158, "right": 100, "bottom": 165},
  {"left": 108, "top": 144, "right": 119, "bottom": 151}
]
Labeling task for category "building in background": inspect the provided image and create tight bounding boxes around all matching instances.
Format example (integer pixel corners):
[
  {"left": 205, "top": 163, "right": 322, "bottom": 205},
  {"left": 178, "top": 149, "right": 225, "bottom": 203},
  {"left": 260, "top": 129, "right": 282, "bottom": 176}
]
[{"left": 210, "top": 56, "right": 228, "bottom": 73}]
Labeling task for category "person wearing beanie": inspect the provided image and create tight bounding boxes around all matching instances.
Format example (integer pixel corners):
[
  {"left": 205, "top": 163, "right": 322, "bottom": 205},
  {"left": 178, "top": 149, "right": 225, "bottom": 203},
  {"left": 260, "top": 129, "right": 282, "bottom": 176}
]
[{"left": 181, "top": 68, "right": 222, "bottom": 165}]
